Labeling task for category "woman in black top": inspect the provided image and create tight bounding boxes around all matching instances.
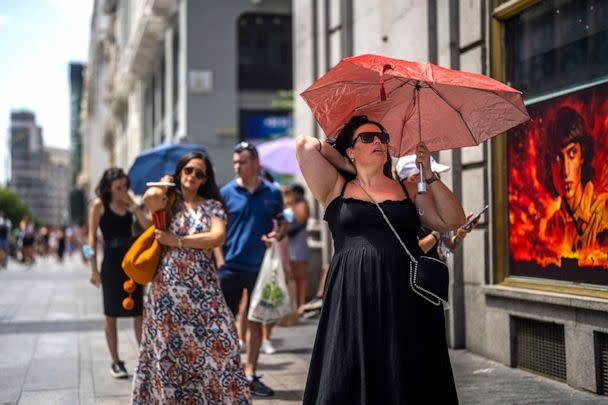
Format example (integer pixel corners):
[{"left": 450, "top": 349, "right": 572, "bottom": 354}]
[
  {"left": 88, "top": 168, "right": 150, "bottom": 379},
  {"left": 296, "top": 116, "right": 465, "bottom": 404}
]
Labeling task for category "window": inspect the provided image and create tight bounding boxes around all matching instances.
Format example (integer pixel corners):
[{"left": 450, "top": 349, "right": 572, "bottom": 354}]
[
  {"left": 505, "top": 0, "right": 608, "bottom": 99},
  {"left": 238, "top": 13, "right": 292, "bottom": 90},
  {"left": 496, "top": 0, "right": 608, "bottom": 287}
]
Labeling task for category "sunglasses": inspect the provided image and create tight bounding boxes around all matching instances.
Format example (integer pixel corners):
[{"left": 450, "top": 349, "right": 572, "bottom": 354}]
[
  {"left": 234, "top": 141, "right": 259, "bottom": 159},
  {"left": 183, "top": 166, "right": 207, "bottom": 180},
  {"left": 352, "top": 131, "right": 390, "bottom": 145}
]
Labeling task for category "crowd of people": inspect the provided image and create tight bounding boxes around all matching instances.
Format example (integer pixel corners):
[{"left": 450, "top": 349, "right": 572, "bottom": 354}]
[
  {"left": 72, "top": 116, "right": 480, "bottom": 403},
  {"left": 0, "top": 211, "right": 87, "bottom": 268}
]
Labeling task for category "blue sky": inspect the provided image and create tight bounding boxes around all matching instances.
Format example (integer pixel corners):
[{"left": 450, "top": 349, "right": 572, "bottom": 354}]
[{"left": 0, "top": 0, "right": 93, "bottom": 185}]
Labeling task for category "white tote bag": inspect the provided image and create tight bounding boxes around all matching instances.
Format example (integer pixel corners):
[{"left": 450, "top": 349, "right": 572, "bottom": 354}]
[{"left": 248, "top": 241, "right": 291, "bottom": 324}]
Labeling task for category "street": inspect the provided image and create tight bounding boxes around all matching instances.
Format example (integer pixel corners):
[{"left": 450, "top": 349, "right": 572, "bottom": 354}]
[{"left": 0, "top": 256, "right": 606, "bottom": 404}]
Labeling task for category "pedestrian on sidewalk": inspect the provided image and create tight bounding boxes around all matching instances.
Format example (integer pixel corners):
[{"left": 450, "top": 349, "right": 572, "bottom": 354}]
[
  {"left": 397, "top": 155, "right": 481, "bottom": 259},
  {"left": 218, "top": 141, "right": 286, "bottom": 397},
  {"left": 18, "top": 216, "right": 36, "bottom": 265},
  {"left": 87, "top": 168, "right": 150, "bottom": 379},
  {"left": 286, "top": 183, "right": 311, "bottom": 310},
  {"left": 296, "top": 116, "right": 466, "bottom": 404},
  {"left": 132, "top": 151, "right": 251, "bottom": 404},
  {"left": 0, "top": 211, "right": 12, "bottom": 269}
]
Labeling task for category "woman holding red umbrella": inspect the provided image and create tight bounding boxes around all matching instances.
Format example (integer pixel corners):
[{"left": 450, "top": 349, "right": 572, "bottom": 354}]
[{"left": 296, "top": 115, "right": 465, "bottom": 404}]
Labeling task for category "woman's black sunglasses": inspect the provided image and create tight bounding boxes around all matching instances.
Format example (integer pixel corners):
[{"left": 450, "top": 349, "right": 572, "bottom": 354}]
[
  {"left": 352, "top": 131, "right": 390, "bottom": 145},
  {"left": 183, "top": 166, "right": 207, "bottom": 180}
]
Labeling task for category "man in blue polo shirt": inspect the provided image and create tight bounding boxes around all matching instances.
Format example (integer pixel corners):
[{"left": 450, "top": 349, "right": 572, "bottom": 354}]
[{"left": 219, "top": 141, "right": 285, "bottom": 397}]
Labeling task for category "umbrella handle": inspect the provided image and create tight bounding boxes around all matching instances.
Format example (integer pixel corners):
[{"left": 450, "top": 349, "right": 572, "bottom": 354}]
[{"left": 417, "top": 163, "right": 427, "bottom": 194}]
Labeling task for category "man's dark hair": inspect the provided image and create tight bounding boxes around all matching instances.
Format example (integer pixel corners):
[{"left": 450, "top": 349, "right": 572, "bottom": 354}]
[
  {"left": 544, "top": 107, "right": 595, "bottom": 198},
  {"left": 234, "top": 141, "right": 259, "bottom": 160},
  {"left": 332, "top": 115, "right": 392, "bottom": 181}
]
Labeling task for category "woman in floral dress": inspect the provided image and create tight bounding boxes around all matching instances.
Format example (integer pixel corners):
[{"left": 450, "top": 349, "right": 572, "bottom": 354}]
[{"left": 132, "top": 151, "right": 251, "bottom": 404}]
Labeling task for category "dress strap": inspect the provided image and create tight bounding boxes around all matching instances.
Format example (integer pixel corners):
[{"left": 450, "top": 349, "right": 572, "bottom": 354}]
[
  {"left": 399, "top": 180, "right": 411, "bottom": 200},
  {"left": 339, "top": 179, "right": 349, "bottom": 197}
]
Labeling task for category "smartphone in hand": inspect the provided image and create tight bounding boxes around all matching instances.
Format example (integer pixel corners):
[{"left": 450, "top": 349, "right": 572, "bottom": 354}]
[{"left": 462, "top": 205, "right": 488, "bottom": 231}]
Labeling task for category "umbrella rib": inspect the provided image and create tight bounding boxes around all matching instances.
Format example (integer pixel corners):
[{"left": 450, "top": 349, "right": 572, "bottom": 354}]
[
  {"left": 427, "top": 84, "right": 478, "bottom": 145},
  {"left": 303, "top": 77, "right": 404, "bottom": 95},
  {"left": 396, "top": 89, "right": 418, "bottom": 156},
  {"left": 353, "top": 78, "right": 413, "bottom": 112}
]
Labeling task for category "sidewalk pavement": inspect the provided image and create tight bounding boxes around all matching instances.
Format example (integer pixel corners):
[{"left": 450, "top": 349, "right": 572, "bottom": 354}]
[{"left": 0, "top": 257, "right": 606, "bottom": 404}]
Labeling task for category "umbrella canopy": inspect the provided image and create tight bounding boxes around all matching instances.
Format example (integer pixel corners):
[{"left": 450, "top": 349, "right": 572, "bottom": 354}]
[
  {"left": 301, "top": 54, "right": 529, "bottom": 156},
  {"left": 257, "top": 137, "right": 301, "bottom": 176},
  {"left": 128, "top": 143, "right": 207, "bottom": 194}
]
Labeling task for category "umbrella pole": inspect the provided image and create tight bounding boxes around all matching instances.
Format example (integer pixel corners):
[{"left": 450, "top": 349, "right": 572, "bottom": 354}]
[{"left": 415, "top": 81, "right": 427, "bottom": 194}]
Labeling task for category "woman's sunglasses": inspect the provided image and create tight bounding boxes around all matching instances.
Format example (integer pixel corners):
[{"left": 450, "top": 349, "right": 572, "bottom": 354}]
[
  {"left": 183, "top": 166, "right": 207, "bottom": 180},
  {"left": 352, "top": 131, "right": 390, "bottom": 145}
]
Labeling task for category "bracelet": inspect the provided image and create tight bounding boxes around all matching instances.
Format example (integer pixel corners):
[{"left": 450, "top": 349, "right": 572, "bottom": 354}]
[
  {"left": 431, "top": 232, "right": 439, "bottom": 242},
  {"left": 425, "top": 171, "right": 440, "bottom": 185},
  {"left": 317, "top": 138, "right": 323, "bottom": 152},
  {"left": 176, "top": 236, "right": 183, "bottom": 249}
]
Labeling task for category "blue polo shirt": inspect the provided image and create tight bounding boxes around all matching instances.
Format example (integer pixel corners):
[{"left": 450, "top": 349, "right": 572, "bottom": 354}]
[{"left": 221, "top": 178, "right": 284, "bottom": 273}]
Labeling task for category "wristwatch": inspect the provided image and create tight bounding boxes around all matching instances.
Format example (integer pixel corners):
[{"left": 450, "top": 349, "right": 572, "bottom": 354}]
[{"left": 425, "top": 171, "right": 440, "bottom": 185}]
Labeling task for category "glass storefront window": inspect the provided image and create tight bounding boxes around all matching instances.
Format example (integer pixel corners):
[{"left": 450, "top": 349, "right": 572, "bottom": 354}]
[{"left": 505, "top": 0, "right": 608, "bottom": 99}]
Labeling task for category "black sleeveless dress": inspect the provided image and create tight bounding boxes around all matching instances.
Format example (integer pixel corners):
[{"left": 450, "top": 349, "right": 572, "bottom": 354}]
[
  {"left": 303, "top": 181, "right": 458, "bottom": 404},
  {"left": 99, "top": 203, "right": 143, "bottom": 317}
]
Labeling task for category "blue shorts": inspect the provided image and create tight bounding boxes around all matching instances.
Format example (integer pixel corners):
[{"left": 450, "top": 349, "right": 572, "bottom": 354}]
[
  {"left": 218, "top": 267, "right": 260, "bottom": 317},
  {"left": 0, "top": 239, "right": 8, "bottom": 251}
]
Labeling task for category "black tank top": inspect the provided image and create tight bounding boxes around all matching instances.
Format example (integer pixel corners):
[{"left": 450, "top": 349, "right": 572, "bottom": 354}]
[
  {"left": 324, "top": 180, "right": 423, "bottom": 257},
  {"left": 99, "top": 202, "right": 133, "bottom": 248}
]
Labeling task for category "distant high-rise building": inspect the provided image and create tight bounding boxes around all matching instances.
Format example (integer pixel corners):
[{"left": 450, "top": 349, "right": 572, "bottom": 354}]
[
  {"left": 9, "top": 111, "right": 47, "bottom": 221},
  {"left": 46, "top": 147, "right": 71, "bottom": 226},
  {"left": 9, "top": 111, "right": 70, "bottom": 226},
  {"left": 69, "top": 63, "right": 85, "bottom": 186},
  {"left": 69, "top": 62, "right": 86, "bottom": 223}
]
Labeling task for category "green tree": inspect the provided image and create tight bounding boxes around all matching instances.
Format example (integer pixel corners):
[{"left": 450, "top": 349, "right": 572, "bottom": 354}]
[{"left": 0, "top": 187, "right": 39, "bottom": 227}]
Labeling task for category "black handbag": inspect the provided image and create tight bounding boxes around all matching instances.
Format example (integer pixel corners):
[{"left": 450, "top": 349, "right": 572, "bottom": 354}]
[{"left": 354, "top": 180, "right": 449, "bottom": 306}]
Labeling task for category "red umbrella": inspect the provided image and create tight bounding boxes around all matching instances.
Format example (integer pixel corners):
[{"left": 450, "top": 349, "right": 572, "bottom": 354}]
[{"left": 301, "top": 54, "right": 529, "bottom": 157}]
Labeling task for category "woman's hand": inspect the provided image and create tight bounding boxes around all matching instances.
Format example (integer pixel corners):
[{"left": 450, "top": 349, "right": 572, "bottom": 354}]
[
  {"left": 90, "top": 270, "right": 101, "bottom": 287},
  {"left": 144, "top": 175, "right": 173, "bottom": 212},
  {"left": 154, "top": 230, "right": 179, "bottom": 247},
  {"left": 415, "top": 142, "right": 432, "bottom": 180},
  {"left": 159, "top": 175, "right": 174, "bottom": 193}
]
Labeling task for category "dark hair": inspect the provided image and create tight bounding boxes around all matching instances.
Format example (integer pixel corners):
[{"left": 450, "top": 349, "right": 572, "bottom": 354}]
[
  {"left": 171, "top": 151, "right": 225, "bottom": 208},
  {"left": 234, "top": 141, "right": 259, "bottom": 160},
  {"left": 261, "top": 169, "right": 275, "bottom": 183},
  {"left": 544, "top": 107, "right": 594, "bottom": 198},
  {"left": 333, "top": 115, "right": 393, "bottom": 180},
  {"left": 290, "top": 183, "right": 305, "bottom": 198},
  {"left": 95, "top": 167, "right": 130, "bottom": 205}
]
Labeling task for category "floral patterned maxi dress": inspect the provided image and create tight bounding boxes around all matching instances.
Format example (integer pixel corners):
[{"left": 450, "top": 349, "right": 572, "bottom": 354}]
[{"left": 132, "top": 199, "right": 251, "bottom": 404}]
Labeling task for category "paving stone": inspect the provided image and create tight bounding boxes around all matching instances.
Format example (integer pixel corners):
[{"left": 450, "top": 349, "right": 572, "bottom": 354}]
[
  {"left": 17, "top": 388, "right": 78, "bottom": 405},
  {"left": 1, "top": 261, "right": 607, "bottom": 404},
  {"left": 22, "top": 357, "right": 78, "bottom": 391}
]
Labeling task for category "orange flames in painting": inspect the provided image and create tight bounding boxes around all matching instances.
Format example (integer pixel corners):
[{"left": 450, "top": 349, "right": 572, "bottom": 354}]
[{"left": 508, "top": 84, "right": 608, "bottom": 269}]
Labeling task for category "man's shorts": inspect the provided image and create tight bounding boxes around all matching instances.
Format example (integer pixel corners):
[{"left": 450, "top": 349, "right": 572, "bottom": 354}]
[
  {"left": 0, "top": 239, "right": 8, "bottom": 251},
  {"left": 218, "top": 267, "right": 260, "bottom": 317}
]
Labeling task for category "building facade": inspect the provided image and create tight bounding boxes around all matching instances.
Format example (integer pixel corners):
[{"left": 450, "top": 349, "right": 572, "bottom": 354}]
[
  {"left": 9, "top": 111, "right": 71, "bottom": 226},
  {"left": 45, "top": 147, "right": 71, "bottom": 227},
  {"left": 79, "top": 0, "right": 293, "bottom": 197},
  {"left": 78, "top": 0, "right": 114, "bottom": 202},
  {"left": 294, "top": 0, "right": 608, "bottom": 395}
]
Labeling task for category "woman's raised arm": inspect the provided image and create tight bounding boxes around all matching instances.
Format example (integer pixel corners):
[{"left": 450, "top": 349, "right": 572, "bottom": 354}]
[{"left": 296, "top": 135, "right": 353, "bottom": 207}]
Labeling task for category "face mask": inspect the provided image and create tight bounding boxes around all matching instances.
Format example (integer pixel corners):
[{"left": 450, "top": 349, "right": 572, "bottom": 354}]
[{"left": 283, "top": 208, "right": 295, "bottom": 223}]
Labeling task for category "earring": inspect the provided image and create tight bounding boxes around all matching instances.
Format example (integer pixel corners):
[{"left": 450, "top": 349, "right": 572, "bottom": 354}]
[{"left": 350, "top": 157, "right": 355, "bottom": 162}]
